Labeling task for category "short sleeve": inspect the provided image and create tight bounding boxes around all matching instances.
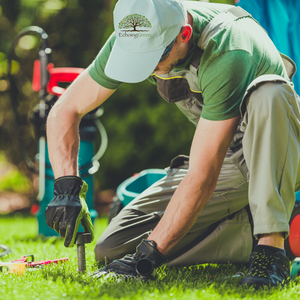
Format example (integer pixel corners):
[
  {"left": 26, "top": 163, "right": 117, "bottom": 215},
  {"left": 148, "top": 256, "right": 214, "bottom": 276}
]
[
  {"left": 87, "top": 32, "right": 123, "bottom": 90},
  {"left": 199, "top": 50, "right": 257, "bottom": 120}
]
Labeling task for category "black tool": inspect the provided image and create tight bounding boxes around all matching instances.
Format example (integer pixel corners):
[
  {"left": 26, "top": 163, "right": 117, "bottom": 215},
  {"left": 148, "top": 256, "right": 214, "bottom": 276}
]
[{"left": 135, "top": 258, "right": 154, "bottom": 279}]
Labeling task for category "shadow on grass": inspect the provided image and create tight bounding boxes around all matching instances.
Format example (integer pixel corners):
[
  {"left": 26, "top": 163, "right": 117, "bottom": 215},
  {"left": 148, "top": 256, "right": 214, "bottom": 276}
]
[
  {"left": 94, "top": 263, "right": 295, "bottom": 299},
  {"left": 40, "top": 262, "right": 297, "bottom": 299}
]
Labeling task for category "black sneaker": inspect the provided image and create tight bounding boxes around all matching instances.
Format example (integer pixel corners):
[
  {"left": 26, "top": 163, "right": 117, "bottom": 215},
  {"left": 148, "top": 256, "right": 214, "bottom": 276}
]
[{"left": 239, "top": 245, "right": 290, "bottom": 288}]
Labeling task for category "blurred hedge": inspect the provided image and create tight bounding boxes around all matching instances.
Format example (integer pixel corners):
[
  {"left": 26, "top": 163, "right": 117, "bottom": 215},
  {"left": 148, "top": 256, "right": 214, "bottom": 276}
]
[{"left": 0, "top": 0, "right": 234, "bottom": 191}]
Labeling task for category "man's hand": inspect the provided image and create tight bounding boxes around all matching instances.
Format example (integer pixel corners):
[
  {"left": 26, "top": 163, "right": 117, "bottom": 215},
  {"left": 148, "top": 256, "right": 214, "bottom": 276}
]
[
  {"left": 45, "top": 176, "right": 94, "bottom": 247},
  {"left": 92, "top": 240, "right": 166, "bottom": 280}
]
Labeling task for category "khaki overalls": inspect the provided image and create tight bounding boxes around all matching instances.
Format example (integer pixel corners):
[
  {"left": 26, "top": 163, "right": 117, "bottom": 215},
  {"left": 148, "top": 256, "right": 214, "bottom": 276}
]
[{"left": 95, "top": 7, "right": 300, "bottom": 266}]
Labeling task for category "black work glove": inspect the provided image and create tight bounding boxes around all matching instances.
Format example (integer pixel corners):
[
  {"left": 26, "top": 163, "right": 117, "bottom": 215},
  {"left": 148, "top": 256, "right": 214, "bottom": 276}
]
[
  {"left": 92, "top": 239, "right": 166, "bottom": 280},
  {"left": 45, "top": 176, "right": 94, "bottom": 247}
]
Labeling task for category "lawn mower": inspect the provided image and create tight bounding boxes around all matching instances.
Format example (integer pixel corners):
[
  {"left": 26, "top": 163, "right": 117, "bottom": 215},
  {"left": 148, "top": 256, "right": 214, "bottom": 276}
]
[{"left": 286, "top": 190, "right": 300, "bottom": 279}]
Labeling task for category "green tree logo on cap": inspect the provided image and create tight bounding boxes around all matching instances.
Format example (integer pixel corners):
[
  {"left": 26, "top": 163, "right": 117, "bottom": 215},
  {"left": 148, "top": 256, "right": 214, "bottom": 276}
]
[{"left": 119, "top": 14, "right": 152, "bottom": 32}]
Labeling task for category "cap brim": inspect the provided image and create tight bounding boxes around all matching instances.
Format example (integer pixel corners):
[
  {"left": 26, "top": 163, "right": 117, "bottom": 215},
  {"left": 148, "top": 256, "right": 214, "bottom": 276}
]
[{"left": 105, "top": 41, "right": 164, "bottom": 83}]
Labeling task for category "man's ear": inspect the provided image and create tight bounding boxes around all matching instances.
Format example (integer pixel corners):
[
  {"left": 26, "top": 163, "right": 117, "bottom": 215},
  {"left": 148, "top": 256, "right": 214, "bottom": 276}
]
[{"left": 179, "top": 24, "right": 192, "bottom": 43}]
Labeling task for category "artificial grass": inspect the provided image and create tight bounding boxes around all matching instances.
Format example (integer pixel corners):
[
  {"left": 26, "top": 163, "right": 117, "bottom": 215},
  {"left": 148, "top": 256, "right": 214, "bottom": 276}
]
[{"left": 0, "top": 215, "right": 300, "bottom": 300}]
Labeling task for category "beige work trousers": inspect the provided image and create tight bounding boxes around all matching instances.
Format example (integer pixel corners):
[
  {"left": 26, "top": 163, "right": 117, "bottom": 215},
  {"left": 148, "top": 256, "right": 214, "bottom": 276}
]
[{"left": 95, "top": 76, "right": 300, "bottom": 266}]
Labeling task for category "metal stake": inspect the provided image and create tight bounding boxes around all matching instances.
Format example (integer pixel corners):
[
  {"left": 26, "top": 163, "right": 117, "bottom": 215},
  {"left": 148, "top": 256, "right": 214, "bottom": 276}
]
[{"left": 75, "top": 233, "right": 92, "bottom": 273}]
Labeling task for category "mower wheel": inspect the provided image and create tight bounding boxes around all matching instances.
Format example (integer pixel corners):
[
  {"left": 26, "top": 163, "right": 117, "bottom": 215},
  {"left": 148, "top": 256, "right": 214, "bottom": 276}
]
[{"left": 285, "top": 202, "right": 300, "bottom": 261}]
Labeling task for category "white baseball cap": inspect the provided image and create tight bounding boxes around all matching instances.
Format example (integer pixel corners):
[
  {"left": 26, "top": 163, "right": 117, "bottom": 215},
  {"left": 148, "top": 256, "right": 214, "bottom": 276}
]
[{"left": 104, "top": 0, "right": 187, "bottom": 83}]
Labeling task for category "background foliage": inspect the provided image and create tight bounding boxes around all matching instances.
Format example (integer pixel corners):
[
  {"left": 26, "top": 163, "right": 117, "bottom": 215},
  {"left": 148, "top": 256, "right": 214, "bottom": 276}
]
[{"left": 0, "top": 0, "right": 235, "bottom": 197}]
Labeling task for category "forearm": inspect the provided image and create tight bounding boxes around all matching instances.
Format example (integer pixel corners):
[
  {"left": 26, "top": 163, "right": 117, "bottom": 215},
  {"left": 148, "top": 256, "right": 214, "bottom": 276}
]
[
  {"left": 46, "top": 102, "right": 81, "bottom": 178},
  {"left": 148, "top": 115, "right": 241, "bottom": 256},
  {"left": 46, "top": 70, "right": 116, "bottom": 178},
  {"left": 148, "top": 170, "right": 216, "bottom": 255}
]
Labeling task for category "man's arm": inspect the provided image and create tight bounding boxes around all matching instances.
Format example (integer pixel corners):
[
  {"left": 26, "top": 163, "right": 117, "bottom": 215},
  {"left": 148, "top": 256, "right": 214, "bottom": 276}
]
[
  {"left": 46, "top": 69, "right": 115, "bottom": 178},
  {"left": 45, "top": 69, "right": 115, "bottom": 247},
  {"left": 148, "top": 114, "right": 241, "bottom": 255}
]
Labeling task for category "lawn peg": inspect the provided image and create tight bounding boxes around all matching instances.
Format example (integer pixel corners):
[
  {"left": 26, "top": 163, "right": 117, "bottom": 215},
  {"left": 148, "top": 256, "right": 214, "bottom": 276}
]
[{"left": 75, "top": 232, "right": 92, "bottom": 273}]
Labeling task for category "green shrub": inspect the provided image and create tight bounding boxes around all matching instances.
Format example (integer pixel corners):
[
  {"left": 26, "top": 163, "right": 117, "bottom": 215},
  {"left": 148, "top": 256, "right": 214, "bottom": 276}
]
[{"left": 0, "top": 168, "right": 31, "bottom": 193}]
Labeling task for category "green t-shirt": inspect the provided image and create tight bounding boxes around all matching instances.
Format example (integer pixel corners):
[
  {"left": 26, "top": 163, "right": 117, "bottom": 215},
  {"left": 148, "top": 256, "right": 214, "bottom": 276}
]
[{"left": 88, "top": 2, "right": 290, "bottom": 121}]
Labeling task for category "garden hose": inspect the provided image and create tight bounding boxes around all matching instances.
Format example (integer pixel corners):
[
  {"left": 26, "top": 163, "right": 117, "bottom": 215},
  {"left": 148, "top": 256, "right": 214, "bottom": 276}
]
[{"left": 0, "top": 244, "right": 12, "bottom": 258}]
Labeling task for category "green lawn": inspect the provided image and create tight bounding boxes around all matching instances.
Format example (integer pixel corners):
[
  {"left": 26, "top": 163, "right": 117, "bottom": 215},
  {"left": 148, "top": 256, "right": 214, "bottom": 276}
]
[{"left": 0, "top": 215, "right": 300, "bottom": 300}]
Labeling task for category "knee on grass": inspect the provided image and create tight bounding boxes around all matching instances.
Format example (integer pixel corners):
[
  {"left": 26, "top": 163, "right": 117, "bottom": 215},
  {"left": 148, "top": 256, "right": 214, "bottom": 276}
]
[
  {"left": 94, "top": 238, "right": 116, "bottom": 264},
  {"left": 94, "top": 237, "right": 133, "bottom": 264}
]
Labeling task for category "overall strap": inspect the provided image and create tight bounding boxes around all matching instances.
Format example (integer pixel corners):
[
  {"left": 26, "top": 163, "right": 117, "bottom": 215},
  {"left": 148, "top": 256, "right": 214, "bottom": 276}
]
[
  {"left": 191, "top": 7, "right": 252, "bottom": 74},
  {"left": 153, "top": 7, "right": 253, "bottom": 106},
  {"left": 198, "top": 6, "right": 252, "bottom": 51}
]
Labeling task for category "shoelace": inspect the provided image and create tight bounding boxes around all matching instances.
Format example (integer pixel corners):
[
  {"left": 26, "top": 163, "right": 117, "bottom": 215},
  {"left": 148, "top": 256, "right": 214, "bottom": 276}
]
[{"left": 248, "top": 251, "right": 275, "bottom": 278}]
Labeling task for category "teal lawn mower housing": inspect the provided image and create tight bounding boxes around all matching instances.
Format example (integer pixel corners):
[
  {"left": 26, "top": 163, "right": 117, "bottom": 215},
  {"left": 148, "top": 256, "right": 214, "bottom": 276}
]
[
  {"left": 116, "top": 168, "right": 167, "bottom": 207},
  {"left": 108, "top": 169, "right": 167, "bottom": 223}
]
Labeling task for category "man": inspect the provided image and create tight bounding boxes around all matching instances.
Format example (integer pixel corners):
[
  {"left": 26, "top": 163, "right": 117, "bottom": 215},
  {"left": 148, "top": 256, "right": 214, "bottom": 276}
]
[{"left": 45, "top": 0, "right": 300, "bottom": 288}]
